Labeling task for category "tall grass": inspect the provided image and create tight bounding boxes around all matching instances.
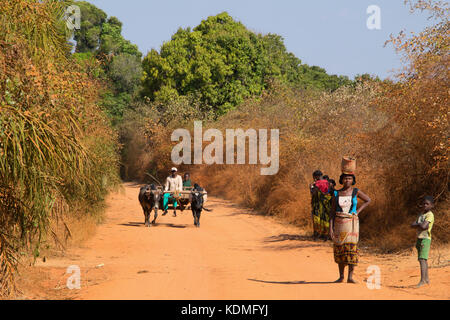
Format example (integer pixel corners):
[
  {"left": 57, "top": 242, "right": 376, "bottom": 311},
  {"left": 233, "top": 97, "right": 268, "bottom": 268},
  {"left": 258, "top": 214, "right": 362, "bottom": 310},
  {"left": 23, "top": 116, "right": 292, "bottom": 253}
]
[
  {"left": 0, "top": 0, "right": 120, "bottom": 296},
  {"left": 0, "top": 0, "right": 71, "bottom": 59}
]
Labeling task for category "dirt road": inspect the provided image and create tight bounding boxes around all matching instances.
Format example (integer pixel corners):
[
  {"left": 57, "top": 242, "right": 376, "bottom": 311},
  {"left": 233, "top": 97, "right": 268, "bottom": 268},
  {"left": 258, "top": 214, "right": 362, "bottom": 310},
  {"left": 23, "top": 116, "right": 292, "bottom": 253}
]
[{"left": 26, "top": 183, "right": 449, "bottom": 300}]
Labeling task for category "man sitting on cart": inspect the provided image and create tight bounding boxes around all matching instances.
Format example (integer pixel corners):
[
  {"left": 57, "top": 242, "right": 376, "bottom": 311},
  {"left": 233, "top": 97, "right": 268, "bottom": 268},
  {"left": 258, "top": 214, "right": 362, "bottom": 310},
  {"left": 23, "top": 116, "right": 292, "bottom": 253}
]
[{"left": 162, "top": 167, "right": 183, "bottom": 217}]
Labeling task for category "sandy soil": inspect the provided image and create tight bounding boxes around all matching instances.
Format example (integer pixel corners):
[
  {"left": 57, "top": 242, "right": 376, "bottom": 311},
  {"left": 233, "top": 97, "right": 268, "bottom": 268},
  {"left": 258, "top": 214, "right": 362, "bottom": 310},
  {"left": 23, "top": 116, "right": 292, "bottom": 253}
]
[{"left": 16, "top": 183, "right": 450, "bottom": 300}]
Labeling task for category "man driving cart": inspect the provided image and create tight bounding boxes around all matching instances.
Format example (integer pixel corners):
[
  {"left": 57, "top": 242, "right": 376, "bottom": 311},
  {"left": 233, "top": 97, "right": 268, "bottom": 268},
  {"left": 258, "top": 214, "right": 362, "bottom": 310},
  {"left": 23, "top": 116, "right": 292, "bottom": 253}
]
[{"left": 162, "top": 167, "right": 183, "bottom": 217}]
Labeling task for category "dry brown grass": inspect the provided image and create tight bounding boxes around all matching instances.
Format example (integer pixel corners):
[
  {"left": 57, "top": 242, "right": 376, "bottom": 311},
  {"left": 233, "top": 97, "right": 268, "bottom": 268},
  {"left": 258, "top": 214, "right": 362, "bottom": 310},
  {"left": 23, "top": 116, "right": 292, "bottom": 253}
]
[
  {"left": 121, "top": 1, "right": 449, "bottom": 253},
  {"left": 46, "top": 209, "right": 103, "bottom": 253},
  {"left": 0, "top": 0, "right": 121, "bottom": 296},
  {"left": 121, "top": 80, "right": 448, "bottom": 253}
]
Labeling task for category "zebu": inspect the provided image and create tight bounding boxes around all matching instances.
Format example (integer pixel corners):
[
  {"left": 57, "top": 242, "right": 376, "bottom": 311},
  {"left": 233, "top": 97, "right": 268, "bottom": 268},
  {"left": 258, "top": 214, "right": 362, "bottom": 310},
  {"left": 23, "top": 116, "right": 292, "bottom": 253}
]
[
  {"left": 189, "top": 184, "right": 211, "bottom": 228},
  {"left": 138, "top": 184, "right": 161, "bottom": 227}
]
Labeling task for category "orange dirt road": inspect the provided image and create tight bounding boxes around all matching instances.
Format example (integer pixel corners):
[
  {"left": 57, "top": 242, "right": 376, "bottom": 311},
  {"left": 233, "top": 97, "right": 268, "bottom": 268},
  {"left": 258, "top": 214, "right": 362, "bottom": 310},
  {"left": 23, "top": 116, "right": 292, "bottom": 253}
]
[{"left": 30, "top": 183, "right": 449, "bottom": 300}]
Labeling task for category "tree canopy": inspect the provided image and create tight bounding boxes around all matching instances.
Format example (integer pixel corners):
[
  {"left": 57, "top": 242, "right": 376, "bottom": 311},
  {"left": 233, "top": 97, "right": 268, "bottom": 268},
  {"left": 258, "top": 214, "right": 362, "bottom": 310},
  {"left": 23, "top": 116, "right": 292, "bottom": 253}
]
[
  {"left": 142, "top": 12, "right": 352, "bottom": 115},
  {"left": 74, "top": 1, "right": 141, "bottom": 58},
  {"left": 72, "top": 1, "right": 143, "bottom": 125}
]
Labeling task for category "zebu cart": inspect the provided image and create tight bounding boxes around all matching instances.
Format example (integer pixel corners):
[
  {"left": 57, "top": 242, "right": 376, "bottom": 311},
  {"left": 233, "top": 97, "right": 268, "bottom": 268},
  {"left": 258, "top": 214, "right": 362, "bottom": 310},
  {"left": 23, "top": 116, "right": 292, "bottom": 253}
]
[{"left": 155, "top": 186, "right": 206, "bottom": 211}]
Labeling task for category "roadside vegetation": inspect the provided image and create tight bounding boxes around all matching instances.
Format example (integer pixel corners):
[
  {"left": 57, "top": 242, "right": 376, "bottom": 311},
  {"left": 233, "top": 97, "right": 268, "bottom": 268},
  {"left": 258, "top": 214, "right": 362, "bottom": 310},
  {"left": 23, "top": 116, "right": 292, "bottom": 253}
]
[
  {"left": 121, "top": 1, "right": 449, "bottom": 253},
  {"left": 0, "top": 0, "right": 447, "bottom": 297},
  {"left": 0, "top": 0, "right": 120, "bottom": 296}
]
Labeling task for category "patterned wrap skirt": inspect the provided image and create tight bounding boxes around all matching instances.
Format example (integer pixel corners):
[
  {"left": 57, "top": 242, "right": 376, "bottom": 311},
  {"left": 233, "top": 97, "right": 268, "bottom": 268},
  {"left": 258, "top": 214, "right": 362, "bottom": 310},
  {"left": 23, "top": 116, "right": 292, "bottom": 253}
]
[
  {"left": 311, "top": 192, "right": 332, "bottom": 237},
  {"left": 332, "top": 213, "right": 359, "bottom": 265}
]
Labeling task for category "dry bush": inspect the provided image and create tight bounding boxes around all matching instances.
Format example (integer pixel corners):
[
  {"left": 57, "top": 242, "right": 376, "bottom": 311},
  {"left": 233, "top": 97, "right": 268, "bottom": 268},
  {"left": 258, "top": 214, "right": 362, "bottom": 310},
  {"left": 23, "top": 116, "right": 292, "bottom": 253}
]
[
  {"left": 188, "top": 83, "right": 386, "bottom": 229},
  {"left": 122, "top": 1, "right": 448, "bottom": 253},
  {"left": 0, "top": 0, "right": 120, "bottom": 296},
  {"left": 123, "top": 77, "right": 447, "bottom": 252},
  {"left": 44, "top": 205, "right": 104, "bottom": 255},
  {"left": 190, "top": 75, "right": 447, "bottom": 251},
  {"left": 120, "top": 97, "right": 212, "bottom": 183}
]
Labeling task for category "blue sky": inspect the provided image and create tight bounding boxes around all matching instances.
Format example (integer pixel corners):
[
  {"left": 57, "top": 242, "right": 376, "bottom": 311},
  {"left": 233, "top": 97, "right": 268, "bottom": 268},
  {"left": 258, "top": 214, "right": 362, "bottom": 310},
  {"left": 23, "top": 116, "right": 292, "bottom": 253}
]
[{"left": 85, "top": 0, "right": 434, "bottom": 80}]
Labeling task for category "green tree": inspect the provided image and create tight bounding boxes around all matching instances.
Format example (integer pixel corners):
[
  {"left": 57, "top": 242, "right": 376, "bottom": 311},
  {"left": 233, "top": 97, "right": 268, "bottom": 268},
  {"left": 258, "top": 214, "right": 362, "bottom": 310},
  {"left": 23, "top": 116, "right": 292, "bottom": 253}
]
[
  {"left": 73, "top": 2, "right": 141, "bottom": 58},
  {"left": 142, "top": 12, "right": 352, "bottom": 116},
  {"left": 73, "top": 1, "right": 107, "bottom": 53},
  {"left": 98, "top": 17, "right": 141, "bottom": 58},
  {"left": 72, "top": 1, "right": 143, "bottom": 125},
  {"left": 108, "top": 53, "right": 143, "bottom": 93}
]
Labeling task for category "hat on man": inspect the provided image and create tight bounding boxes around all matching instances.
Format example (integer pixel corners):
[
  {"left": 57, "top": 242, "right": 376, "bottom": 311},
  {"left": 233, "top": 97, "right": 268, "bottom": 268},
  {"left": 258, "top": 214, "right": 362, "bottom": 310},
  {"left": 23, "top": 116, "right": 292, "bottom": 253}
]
[{"left": 171, "top": 167, "right": 178, "bottom": 172}]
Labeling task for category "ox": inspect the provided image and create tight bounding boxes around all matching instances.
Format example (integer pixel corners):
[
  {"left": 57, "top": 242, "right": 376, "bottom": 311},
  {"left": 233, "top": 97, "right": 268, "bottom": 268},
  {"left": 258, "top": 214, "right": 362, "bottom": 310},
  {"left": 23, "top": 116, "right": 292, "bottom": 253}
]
[{"left": 138, "top": 184, "right": 161, "bottom": 227}]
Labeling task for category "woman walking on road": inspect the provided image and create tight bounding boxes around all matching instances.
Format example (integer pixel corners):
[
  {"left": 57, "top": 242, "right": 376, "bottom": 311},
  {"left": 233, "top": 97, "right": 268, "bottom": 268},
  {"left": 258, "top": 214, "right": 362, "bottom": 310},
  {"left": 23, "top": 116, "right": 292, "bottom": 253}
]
[{"left": 329, "top": 173, "right": 371, "bottom": 283}]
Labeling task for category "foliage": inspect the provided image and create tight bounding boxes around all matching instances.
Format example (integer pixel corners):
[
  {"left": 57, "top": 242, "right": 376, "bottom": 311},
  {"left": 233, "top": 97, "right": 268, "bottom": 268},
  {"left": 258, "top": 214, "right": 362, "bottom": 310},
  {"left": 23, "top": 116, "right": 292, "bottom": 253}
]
[
  {"left": 73, "top": 1, "right": 143, "bottom": 126},
  {"left": 124, "top": 1, "right": 448, "bottom": 253},
  {"left": 100, "top": 91, "right": 132, "bottom": 126},
  {"left": 73, "top": 1, "right": 107, "bottom": 53},
  {"left": 141, "top": 12, "right": 352, "bottom": 116},
  {"left": 381, "top": 0, "right": 449, "bottom": 200},
  {"left": 0, "top": 0, "right": 71, "bottom": 59},
  {"left": 74, "top": 2, "right": 141, "bottom": 58},
  {"left": 98, "top": 17, "right": 141, "bottom": 58},
  {"left": 108, "top": 53, "right": 143, "bottom": 93},
  {"left": 119, "top": 96, "right": 212, "bottom": 180},
  {"left": 0, "top": 0, "right": 120, "bottom": 296}
]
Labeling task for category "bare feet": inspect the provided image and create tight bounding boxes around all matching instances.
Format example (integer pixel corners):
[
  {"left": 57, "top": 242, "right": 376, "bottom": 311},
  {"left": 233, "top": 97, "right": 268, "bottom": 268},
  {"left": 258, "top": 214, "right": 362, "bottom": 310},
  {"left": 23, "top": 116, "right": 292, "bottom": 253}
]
[
  {"left": 347, "top": 278, "right": 358, "bottom": 284},
  {"left": 416, "top": 281, "right": 429, "bottom": 288},
  {"left": 334, "top": 277, "right": 344, "bottom": 283}
]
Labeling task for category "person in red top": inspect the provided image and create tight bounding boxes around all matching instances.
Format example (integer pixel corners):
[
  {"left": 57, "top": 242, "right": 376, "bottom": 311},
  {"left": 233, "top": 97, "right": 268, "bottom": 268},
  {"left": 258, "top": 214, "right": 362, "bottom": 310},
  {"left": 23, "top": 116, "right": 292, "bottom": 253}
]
[
  {"left": 310, "top": 170, "right": 332, "bottom": 240},
  {"left": 315, "top": 178, "right": 330, "bottom": 194}
]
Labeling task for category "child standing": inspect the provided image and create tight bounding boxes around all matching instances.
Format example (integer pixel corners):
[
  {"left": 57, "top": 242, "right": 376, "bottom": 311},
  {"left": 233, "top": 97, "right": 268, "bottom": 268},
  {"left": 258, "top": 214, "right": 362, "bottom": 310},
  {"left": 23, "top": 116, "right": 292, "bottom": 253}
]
[{"left": 410, "top": 195, "right": 435, "bottom": 288}]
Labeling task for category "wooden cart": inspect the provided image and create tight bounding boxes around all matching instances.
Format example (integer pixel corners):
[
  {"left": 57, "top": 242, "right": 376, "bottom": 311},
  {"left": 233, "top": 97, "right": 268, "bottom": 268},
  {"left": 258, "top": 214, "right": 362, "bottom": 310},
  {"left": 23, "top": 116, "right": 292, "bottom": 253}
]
[{"left": 156, "top": 186, "right": 205, "bottom": 211}]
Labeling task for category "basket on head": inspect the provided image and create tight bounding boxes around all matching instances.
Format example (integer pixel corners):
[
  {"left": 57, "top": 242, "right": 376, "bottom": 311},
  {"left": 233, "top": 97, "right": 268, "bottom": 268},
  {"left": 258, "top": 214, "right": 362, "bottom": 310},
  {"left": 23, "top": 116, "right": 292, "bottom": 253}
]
[{"left": 341, "top": 156, "right": 356, "bottom": 174}]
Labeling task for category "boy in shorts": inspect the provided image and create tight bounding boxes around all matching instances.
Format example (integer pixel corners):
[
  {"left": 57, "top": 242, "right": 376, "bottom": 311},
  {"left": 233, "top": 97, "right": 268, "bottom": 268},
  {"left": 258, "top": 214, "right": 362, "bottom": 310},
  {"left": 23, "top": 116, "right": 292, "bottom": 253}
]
[{"left": 410, "top": 195, "right": 435, "bottom": 288}]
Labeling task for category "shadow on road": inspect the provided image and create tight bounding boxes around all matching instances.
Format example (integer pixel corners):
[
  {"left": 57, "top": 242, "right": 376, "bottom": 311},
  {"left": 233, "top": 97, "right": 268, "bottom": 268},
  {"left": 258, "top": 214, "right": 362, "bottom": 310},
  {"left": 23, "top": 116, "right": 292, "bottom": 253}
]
[
  {"left": 264, "top": 243, "right": 323, "bottom": 250},
  {"left": 264, "top": 234, "right": 313, "bottom": 242},
  {"left": 156, "top": 222, "right": 189, "bottom": 228},
  {"left": 119, "top": 222, "right": 190, "bottom": 228},
  {"left": 119, "top": 222, "right": 144, "bottom": 227},
  {"left": 262, "top": 234, "right": 326, "bottom": 250},
  {"left": 248, "top": 278, "right": 336, "bottom": 285}
]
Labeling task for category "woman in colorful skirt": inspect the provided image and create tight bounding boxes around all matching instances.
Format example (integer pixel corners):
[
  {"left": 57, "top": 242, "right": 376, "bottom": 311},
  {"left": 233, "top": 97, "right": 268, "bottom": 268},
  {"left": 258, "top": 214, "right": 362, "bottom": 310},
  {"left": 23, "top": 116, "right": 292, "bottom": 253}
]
[
  {"left": 310, "top": 171, "right": 332, "bottom": 240},
  {"left": 329, "top": 173, "right": 371, "bottom": 283},
  {"left": 311, "top": 185, "right": 332, "bottom": 240}
]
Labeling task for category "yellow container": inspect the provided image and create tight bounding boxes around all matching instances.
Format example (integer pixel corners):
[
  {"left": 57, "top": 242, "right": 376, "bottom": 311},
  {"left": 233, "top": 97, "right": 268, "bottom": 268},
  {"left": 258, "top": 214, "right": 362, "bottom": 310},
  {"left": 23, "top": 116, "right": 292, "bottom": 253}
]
[{"left": 341, "top": 156, "right": 356, "bottom": 174}]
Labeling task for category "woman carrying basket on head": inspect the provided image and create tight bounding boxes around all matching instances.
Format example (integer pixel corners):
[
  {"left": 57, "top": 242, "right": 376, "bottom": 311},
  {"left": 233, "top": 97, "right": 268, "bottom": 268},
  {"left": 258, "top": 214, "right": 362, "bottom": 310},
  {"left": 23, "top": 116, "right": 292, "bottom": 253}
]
[{"left": 329, "top": 157, "right": 371, "bottom": 283}]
